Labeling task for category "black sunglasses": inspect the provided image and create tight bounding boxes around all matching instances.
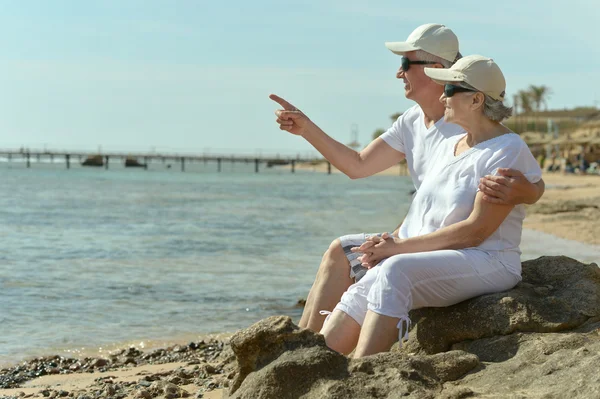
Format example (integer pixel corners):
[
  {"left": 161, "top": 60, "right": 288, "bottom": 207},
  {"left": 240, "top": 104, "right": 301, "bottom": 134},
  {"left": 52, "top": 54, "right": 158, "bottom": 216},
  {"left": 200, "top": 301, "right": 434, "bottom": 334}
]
[
  {"left": 400, "top": 56, "right": 438, "bottom": 72},
  {"left": 444, "top": 84, "right": 477, "bottom": 97}
]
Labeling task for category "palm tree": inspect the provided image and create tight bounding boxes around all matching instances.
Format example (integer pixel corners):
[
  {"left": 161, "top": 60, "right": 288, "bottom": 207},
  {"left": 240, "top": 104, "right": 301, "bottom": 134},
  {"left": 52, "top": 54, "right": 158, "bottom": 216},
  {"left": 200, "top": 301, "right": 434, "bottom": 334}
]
[
  {"left": 518, "top": 90, "right": 534, "bottom": 131},
  {"left": 372, "top": 128, "right": 386, "bottom": 140},
  {"left": 529, "top": 85, "right": 552, "bottom": 112},
  {"left": 529, "top": 85, "right": 552, "bottom": 132},
  {"left": 390, "top": 112, "right": 403, "bottom": 122}
]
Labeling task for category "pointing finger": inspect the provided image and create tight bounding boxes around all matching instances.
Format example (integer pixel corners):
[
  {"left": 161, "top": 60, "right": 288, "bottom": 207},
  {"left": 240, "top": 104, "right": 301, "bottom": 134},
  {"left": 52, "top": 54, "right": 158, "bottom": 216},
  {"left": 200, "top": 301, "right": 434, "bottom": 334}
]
[{"left": 269, "top": 94, "right": 297, "bottom": 111}]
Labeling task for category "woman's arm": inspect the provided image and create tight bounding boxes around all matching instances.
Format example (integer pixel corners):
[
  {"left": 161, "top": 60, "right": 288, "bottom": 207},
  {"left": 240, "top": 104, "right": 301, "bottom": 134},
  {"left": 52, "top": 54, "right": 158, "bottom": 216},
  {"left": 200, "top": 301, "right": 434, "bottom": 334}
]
[{"left": 355, "top": 192, "right": 514, "bottom": 266}]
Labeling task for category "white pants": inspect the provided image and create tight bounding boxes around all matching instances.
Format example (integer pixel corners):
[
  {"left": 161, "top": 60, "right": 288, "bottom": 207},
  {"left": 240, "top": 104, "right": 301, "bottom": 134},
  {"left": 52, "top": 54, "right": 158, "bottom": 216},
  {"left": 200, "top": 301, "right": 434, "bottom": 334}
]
[{"left": 332, "top": 248, "right": 521, "bottom": 341}]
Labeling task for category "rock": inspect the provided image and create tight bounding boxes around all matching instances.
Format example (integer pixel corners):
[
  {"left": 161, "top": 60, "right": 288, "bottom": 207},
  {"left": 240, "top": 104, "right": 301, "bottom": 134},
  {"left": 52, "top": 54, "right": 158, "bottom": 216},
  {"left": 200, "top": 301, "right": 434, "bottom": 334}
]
[
  {"left": 228, "top": 316, "right": 480, "bottom": 398},
  {"left": 133, "top": 388, "right": 152, "bottom": 399},
  {"left": 405, "top": 256, "right": 600, "bottom": 354},
  {"left": 81, "top": 155, "right": 103, "bottom": 167},
  {"left": 90, "top": 358, "right": 109, "bottom": 369},
  {"left": 149, "top": 380, "right": 189, "bottom": 398},
  {"left": 228, "top": 315, "right": 344, "bottom": 394},
  {"left": 227, "top": 257, "right": 600, "bottom": 398},
  {"left": 446, "top": 320, "right": 600, "bottom": 397}
]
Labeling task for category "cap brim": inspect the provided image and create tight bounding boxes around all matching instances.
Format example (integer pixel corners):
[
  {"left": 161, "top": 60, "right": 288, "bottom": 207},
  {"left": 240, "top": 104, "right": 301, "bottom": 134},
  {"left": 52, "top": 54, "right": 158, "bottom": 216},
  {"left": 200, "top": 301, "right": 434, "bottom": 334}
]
[
  {"left": 385, "top": 41, "right": 419, "bottom": 55},
  {"left": 423, "top": 68, "right": 466, "bottom": 85}
]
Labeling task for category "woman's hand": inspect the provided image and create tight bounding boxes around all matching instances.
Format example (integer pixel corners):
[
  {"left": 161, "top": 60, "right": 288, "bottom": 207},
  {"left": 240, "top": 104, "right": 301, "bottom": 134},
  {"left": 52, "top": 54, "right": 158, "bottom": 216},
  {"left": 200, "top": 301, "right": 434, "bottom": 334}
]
[{"left": 351, "top": 233, "right": 400, "bottom": 268}]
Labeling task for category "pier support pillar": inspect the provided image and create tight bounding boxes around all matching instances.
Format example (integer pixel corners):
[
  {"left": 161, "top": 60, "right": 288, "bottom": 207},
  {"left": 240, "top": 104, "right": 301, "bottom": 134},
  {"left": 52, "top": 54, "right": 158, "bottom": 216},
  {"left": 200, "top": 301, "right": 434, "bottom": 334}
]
[
  {"left": 26, "top": 153, "right": 30, "bottom": 168},
  {"left": 217, "top": 158, "right": 222, "bottom": 172},
  {"left": 181, "top": 157, "right": 185, "bottom": 172},
  {"left": 291, "top": 160, "right": 296, "bottom": 173},
  {"left": 66, "top": 154, "right": 70, "bottom": 169},
  {"left": 105, "top": 156, "right": 109, "bottom": 169},
  {"left": 327, "top": 161, "right": 331, "bottom": 175},
  {"left": 255, "top": 158, "right": 259, "bottom": 173}
]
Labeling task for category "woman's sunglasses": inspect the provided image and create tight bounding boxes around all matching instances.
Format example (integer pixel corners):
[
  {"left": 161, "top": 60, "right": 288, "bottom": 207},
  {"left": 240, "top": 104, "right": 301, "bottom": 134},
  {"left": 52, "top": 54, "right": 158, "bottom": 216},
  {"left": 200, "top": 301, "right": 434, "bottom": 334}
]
[
  {"left": 444, "top": 84, "right": 477, "bottom": 97},
  {"left": 401, "top": 56, "right": 438, "bottom": 72}
]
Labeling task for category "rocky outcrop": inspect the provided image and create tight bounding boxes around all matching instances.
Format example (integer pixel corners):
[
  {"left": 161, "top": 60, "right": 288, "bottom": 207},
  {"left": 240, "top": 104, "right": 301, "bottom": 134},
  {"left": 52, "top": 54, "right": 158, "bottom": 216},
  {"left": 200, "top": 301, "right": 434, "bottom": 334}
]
[
  {"left": 406, "top": 255, "right": 600, "bottom": 354},
  {"left": 229, "top": 256, "right": 600, "bottom": 398}
]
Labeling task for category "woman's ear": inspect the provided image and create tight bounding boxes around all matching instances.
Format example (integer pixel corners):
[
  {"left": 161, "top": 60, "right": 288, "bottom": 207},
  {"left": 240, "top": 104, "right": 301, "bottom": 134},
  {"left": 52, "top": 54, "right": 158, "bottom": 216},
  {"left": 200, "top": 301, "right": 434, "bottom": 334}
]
[{"left": 471, "top": 92, "right": 485, "bottom": 110}]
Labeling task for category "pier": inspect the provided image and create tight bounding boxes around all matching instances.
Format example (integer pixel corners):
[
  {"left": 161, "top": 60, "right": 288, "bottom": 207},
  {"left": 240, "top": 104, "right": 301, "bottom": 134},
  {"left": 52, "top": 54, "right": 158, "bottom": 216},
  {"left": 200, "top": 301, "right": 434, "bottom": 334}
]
[{"left": 0, "top": 149, "right": 333, "bottom": 174}]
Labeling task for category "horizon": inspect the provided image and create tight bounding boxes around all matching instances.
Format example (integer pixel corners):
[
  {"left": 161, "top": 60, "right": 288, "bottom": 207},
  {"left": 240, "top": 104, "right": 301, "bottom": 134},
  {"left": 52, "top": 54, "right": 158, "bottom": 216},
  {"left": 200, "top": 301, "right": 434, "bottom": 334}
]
[{"left": 1, "top": 0, "right": 599, "bottom": 155}]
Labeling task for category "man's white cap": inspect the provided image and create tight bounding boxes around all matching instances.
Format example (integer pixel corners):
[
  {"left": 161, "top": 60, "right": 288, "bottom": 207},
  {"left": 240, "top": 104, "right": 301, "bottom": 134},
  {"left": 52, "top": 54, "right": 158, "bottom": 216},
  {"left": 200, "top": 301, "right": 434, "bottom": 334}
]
[
  {"left": 385, "top": 23, "right": 459, "bottom": 62},
  {"left": 424, "top": 55, "right": 507, "bottom": 101}
]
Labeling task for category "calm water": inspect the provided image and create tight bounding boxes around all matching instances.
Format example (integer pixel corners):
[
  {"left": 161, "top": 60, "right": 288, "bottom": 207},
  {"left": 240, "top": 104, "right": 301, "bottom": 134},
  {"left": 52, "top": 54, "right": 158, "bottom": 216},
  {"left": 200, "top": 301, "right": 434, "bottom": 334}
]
[
  {"left": 1, "top": 160, "right": 599, "bottom": 366},
  {"left": 0, "top": 160, "right": 414, "bottom": 365}
]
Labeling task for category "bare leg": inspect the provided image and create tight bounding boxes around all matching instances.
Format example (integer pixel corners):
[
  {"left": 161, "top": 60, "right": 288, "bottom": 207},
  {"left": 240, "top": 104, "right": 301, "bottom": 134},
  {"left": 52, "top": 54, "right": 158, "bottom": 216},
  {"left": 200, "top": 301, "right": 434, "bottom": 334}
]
[
  {"left": 319, "top": 310, "right": 361, "bottom": 355},
  {"left": 353, "top": 310, "right": 399, "bottom": 358},
  {"left": 298, "top": 239, "right": 353, "bottom": 332}
]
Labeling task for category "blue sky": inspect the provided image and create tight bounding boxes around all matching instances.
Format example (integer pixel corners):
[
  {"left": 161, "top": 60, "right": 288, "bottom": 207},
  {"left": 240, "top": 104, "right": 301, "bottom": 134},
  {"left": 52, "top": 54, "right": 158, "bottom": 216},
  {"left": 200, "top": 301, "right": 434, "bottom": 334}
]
[{"left": 1, "top": 0, "right": 598, "bottom": 156}]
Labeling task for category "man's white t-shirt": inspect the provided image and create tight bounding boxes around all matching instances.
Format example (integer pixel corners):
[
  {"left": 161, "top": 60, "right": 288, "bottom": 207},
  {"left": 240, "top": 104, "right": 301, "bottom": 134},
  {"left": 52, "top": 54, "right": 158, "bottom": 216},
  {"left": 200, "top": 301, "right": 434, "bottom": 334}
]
[
  {"left": 380, "top": 104, "right": 465, "bottom": 190},
  {"left": 398, "top": 132, "right": 543, "bottom": 272}
]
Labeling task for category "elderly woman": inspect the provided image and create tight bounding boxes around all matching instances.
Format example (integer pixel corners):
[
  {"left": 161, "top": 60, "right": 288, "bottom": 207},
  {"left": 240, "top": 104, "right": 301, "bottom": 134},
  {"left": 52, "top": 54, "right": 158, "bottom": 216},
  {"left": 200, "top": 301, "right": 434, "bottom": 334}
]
[{"left": 319, "top": 55, "right": 542, "bottom": 358}]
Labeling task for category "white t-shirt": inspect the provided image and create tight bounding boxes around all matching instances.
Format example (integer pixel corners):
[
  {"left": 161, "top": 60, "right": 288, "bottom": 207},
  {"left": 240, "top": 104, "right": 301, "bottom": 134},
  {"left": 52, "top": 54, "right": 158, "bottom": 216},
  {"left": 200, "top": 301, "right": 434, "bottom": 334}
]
[
  {"left": 380, "top": 104, "right": 465, "bottom": 189},
  {"left": 399, "top": 132, "right": 542, "bottom": 259}
]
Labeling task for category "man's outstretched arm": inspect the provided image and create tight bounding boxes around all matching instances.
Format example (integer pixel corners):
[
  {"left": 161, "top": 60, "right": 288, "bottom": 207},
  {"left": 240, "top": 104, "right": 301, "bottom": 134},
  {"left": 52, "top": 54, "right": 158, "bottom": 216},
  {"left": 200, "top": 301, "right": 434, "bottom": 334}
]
[
  {"left": 270, "top": 94, "right": 405, "bottom": 179},
  {"left": 479, "top": 168, "right": 545, "bottom": 205}
]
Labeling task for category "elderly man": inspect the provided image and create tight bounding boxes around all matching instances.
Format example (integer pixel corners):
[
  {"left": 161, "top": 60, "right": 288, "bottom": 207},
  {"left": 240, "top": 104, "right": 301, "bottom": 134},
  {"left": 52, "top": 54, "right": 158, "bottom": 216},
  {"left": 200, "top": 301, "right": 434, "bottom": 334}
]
[{"left": 270, "top": 23, "right": 545, "bottom": 332}]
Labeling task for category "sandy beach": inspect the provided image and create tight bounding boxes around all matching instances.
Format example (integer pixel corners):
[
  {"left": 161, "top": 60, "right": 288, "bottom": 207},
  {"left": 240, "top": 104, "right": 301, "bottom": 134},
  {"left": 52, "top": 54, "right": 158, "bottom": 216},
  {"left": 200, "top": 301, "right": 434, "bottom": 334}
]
[{"left": 523, "top": 173, "right": 600, "bottom": 246}]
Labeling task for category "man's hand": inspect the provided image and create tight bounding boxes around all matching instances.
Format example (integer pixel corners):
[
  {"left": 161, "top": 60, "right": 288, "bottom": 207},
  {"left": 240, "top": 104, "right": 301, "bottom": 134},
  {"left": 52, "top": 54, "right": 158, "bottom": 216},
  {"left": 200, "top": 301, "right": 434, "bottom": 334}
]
[
  {"left": 351, "top": 233, "right": 398, "bottom": 268},
  {"left": 270, "top": 94, "right": 312, "bottom": 137},
  {"left": 479, "top": 168, "right": 541, "bottom": 205}
]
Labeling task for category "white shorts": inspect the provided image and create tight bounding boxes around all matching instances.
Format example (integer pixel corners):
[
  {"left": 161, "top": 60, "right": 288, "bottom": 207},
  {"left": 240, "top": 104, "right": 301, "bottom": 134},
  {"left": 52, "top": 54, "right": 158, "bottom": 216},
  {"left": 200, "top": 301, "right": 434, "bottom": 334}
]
[{"left": 332, "top": 248, "right": 521, "bottom": 341}]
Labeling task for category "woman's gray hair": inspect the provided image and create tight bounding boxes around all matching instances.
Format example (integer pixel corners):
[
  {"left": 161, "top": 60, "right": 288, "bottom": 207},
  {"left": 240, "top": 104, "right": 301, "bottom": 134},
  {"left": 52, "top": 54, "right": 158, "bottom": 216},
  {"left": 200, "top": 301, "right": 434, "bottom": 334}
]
[
  {"left": 415, "top": 50, "right": 462, "bottom": 68},
  {"left": 458, "top": 82, "right": 513, "bottom": 122}
]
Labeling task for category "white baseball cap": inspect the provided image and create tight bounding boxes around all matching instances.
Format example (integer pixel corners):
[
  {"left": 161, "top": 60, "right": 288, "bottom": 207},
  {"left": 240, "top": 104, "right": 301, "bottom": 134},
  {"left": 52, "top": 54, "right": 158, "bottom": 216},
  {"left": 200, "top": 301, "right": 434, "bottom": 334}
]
[
  {"left": 424, "top": 55, "right": 507, "bottom": 101},
  {"left": 385, "top": 23, "right": 459, "bottom": 62}
]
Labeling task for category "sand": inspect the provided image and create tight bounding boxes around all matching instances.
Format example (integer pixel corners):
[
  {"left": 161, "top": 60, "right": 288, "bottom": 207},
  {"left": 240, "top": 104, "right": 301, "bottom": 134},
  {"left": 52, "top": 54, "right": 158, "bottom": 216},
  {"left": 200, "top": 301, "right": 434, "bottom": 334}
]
[
  {"left": 523, "top": 173, "right": 600, "bottom": 246},
  {"left": 0, "top": 363, "right": 223, "bottom": 398}
]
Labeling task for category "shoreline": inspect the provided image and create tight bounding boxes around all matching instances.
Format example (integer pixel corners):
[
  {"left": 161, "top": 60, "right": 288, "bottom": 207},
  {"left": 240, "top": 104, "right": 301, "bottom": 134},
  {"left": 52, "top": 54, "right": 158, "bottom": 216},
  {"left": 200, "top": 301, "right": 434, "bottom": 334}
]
[{"left": 282, "top": 162, "right": 600, "bottom": 247}]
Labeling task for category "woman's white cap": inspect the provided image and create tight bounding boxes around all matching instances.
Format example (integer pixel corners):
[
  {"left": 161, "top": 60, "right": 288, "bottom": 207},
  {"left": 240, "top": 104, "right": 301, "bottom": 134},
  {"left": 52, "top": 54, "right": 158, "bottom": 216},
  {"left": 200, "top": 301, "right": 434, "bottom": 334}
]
[
  {"left": 385, "top": 23, "right": 459, "bottom": 62},
  {"left": 424, "top": 55, "right": 507, "bottom": 101}
]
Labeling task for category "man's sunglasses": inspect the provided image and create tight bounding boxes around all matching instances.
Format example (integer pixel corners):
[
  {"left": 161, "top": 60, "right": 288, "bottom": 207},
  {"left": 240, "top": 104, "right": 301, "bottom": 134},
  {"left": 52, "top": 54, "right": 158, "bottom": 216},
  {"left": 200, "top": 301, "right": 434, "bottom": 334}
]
[
  {"left": 444, "top": 84, "right": 477, "bottom": 97},
  {"left": 400, "top": 56, "right": 438, "bottom": 72}
]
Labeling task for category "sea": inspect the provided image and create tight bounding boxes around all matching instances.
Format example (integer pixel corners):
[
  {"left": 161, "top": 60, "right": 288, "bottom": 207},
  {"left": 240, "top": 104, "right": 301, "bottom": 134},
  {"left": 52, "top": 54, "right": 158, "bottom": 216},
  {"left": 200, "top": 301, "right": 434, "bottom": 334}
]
[{"left": 1, "top": 159, "right": 599, "bottom": 366}]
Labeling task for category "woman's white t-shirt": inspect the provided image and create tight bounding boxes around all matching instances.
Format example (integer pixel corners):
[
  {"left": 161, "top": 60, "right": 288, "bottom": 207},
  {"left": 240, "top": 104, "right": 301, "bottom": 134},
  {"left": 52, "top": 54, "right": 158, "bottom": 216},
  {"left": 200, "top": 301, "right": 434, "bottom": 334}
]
[{"left": 398, "top": 132, "right": 542, "bottom": 270}]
